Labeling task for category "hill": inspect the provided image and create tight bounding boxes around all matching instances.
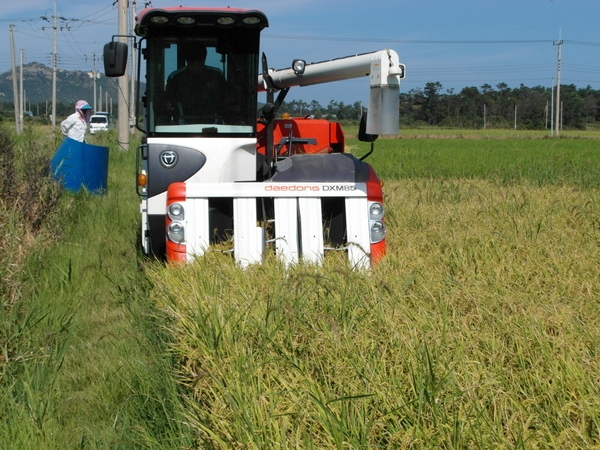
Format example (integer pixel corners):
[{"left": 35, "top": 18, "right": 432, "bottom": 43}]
[{"left": 0, "top": 62, "right": 121, "bottom": 109}]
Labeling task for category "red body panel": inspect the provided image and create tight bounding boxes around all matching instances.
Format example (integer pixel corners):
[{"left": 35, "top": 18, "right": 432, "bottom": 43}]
[
  {"left": 366, "top": 165, "right": 386, "bottom": 264},
  {"left": 257, "top": 118, "right": 345, "bottom": 156},
  {"left": 165, "top": 182, "right": 187, "bottom": 263}
]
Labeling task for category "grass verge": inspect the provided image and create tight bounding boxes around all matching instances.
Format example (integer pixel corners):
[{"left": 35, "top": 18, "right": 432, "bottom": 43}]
[{"left": 1, "top": 128, "right": 193, "bottom": 449}]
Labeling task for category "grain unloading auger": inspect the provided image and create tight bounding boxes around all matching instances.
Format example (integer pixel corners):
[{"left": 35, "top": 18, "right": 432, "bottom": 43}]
[{"left": 103, "top": 6, "right": 405, "bottom": 268}]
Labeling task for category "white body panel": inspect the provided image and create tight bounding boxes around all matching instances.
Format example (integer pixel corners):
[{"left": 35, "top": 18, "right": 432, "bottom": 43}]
[
  {"left": 145, "top": 136, "right": 256, "bottom": 215},
  {"left": 184, "top": 182, "right": 367, "bottom": 198},
  {"left": 345, "top": 197, "right": 372, "bottom": 266},
  {"left": 233, "top": 198, "right": 264, "bottom": 267},
  {"left": 298, "top": 197, "right": 324, "bottom": 264},
  {"left": 258, "top": 50, "right": 403, "bottom": 90},
  {"left": 187, "top": 197, "right": 210, "bottom": 257}
]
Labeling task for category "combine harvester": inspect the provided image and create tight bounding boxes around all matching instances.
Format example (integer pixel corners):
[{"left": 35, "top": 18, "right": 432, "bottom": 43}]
[{"left": 103, "top": 6, "right": 405, "bottom": 268}]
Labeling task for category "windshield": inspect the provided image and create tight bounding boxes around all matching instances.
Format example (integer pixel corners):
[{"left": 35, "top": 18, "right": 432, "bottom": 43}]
[{"left": 144, "top": 31, "right": 260, "bottom": 136}]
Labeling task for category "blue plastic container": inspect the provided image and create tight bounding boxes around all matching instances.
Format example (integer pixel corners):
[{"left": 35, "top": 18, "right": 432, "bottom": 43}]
[{"left": 51, "top": 137, "right": 109, "bottom": 194}]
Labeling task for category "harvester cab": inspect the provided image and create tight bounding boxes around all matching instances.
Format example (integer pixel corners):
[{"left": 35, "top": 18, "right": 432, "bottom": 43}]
[{"left": 103, "top": 6, "right": 405, "bottom": 267}]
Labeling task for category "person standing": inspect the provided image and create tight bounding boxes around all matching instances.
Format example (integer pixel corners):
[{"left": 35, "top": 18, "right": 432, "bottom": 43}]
[{"left": 60, "top": 100, "right": 92, "bottom": 142}]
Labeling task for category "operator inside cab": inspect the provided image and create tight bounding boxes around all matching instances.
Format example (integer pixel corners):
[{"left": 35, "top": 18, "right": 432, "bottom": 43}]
[
  {"left": 165, "top": 43, "right": 227, "bottom": 123},
  {"left": 146, "top": 32, "right": 259, "bottom": 135}
]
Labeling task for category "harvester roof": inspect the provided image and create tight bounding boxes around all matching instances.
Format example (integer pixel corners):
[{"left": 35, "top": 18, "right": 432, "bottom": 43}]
[{"left": 135, "top": 7, "right": 268, "bottom": 35}]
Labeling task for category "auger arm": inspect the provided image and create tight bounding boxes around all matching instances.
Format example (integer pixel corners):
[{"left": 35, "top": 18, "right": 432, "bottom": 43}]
[{"left": 258, "top": 49, "right": 405, "bottom": 135}]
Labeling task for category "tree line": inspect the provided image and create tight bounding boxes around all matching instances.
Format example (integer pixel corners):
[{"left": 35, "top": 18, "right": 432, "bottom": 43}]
[
  {"left": 279, "top": 82, "right": 600, "bottom": 130},
  {"left": 2, "top": 82, "right": 599, "bottom": 130}
]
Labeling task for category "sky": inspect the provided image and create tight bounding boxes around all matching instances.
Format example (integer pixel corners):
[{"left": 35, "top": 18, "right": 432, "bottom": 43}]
[{"left": 1, "top": 0, "right": 599, "bottom": 106}]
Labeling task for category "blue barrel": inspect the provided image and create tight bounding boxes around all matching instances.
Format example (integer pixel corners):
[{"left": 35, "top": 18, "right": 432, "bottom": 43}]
[{"left": 51, "top": 137, "right": 109, "bottom": 194}]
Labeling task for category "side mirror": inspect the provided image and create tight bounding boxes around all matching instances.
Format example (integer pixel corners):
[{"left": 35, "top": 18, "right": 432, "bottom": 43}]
[
  {"left": 103, "top": 41, "right": 128, "bottom": 77},
  {"left": 358, "top": 111, "right": 378, "bottom": 143}
]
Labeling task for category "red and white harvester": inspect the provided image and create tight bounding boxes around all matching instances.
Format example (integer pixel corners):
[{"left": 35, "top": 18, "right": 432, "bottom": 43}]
[{"left": 104, "top": 6, "right": 405, "bottom": 268}]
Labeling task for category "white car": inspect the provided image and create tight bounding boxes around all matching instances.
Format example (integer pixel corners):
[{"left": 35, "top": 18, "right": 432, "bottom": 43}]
[{"left": 90, "top": 114, "right": 109, "bottom": 134}]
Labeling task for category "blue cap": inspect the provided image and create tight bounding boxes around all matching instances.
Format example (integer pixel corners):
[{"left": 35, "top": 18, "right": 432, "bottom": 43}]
[{"left": 80, "top": 104, "right": 92, "bottom": 110}]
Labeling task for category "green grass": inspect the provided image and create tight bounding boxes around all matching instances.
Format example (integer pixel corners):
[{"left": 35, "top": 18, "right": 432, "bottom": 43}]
[
  {"left": 2, "top": 126, "right": 600, "bottom": 448},
  {"left": 342, "top": 124, "right": 600, "bottom": 140},
  {"left": 1, "top": 128, "right": 193, "bottom": 448},
  {"left": 394, "top": 128, "right": 600, "bottom": 140},
  {"left": 350, "top": 136, "right": 600, "bottom": 189}
]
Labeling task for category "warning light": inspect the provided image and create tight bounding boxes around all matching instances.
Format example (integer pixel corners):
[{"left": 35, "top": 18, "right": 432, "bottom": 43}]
[{"left": 138, "top": 173, "right": 148, "bottom": 186}]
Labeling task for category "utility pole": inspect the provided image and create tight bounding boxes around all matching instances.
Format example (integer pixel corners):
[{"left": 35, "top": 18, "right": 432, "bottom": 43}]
[
  {"left": 19, "top": 49, "right": 24, "bottom": 132},
  {"left": 87, "top": 53, "right": 101, "bottom": 112},
  {"left": 117, "top": 0, "right": 130, "bottom": 151},
  {"left": 550, "top": 78, "right": 554, "bottom": 136},
  {"left": 41, "top": 0, "right": 70, "bottom": 127},
  {"left": 52, "top": 0, "right": 57, "bottom": 128},
  {"left": 93, "top": 53, "right": 98, "bottom": 111},
  {"left": 554, "top": 35, "right": 562, "bottom": 138},
  {"left": 42, "top": 0, "right": 61, "bottom": 127},
  {"left": 129, "top": 0, "right": 137, "bottom": 134},
  {"left": 9, "top": 24, "right": 21, "bottom": 134},
  {"left": 483, "top": 103, "right": 486, "bottom": 129}
]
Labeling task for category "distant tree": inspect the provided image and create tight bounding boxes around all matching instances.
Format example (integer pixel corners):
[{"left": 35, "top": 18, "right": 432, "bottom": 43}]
[
  {"left": 399, "top": 90, "right": 419, "bottom": 126},
  {"left": 325, "top": 100, "right": 340, "bottom": 119},
  {"left": 280, "top": 100, "right": 310, "bottom": 116},
  {"left": 458, "top": 86, "right": 482, "bottom": 127},
  {"left": 422, "top": 81, "right": 443, "bottom": 125},
  {"left": 579, "top": 85, "right": 599, "bottom": 125},
  {"left": 560, "top": 84, "right": 586, "bottom": 129},
  {"left": 514, "top": 84, "right": 547, "bottom": 128},
  {"left": 480, "top": 83, "right": 493, "bottom": 95},
  {"left": 309, "top": 100, "right": 322, "bottom": 118}
]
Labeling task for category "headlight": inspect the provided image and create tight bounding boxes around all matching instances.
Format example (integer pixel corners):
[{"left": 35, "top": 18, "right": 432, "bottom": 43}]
[
  {"left": 168, "top": 202, "right": 184, "bottom": 220},
  {"left": 150, "top": 15, "right": 169, "bottom": 24},
  {"left": 242, "top": 16, "right": 262, "bottom": 25},
  {"left": 292, "top": 59, "right": 306, "bottom": 75},
  {"left": 176, "top": 16, "right": 195, "bottom": 25},
  {"left": 217, "top": 16, "right": 235, "bottom": 25},
  {"left": 370, "top": 221, "right": 385, "bottom": 243},
  {"left": 168, "top": 222, "right": 185, "bottom": 243},
  {"left": 370, "top": 202, "right": 384, "bottom": 220}
]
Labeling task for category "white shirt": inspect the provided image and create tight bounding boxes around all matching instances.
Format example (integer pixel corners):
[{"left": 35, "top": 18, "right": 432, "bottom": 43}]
[{"left": 60, "top": 113, "right": 88, "bottom": 142}]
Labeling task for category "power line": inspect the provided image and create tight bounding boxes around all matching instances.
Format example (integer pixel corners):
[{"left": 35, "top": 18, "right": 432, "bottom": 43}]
[
  {"left": 264, "top": 34, "right": 557, "bottom": 45},
  {"left": 563, "top": 40, "right": 600, "bottom": 48},
  {"left": 263, "top": 34, "right": 600, "bottom": 48}
]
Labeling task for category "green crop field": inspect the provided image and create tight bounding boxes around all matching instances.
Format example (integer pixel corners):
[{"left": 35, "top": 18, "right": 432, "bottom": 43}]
[
  {"left": 374, "top": 140, "right": 600, "bottom": 188},
  {"left": 1, "top": 125, "right": 600, "bottom": 448}
]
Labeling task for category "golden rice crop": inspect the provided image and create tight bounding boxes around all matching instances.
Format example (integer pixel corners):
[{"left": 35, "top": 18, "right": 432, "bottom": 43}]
[{"left": 148, "top": 178, "right": 600, "bottom": 449}]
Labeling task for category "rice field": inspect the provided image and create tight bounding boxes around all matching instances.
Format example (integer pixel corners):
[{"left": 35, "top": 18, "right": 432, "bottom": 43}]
[
  {"left": 2, "top": 125, "right": 598, "bottom": 448},
  {"left": 146, "top": 131, "right": 600, "bottom": 448}
]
